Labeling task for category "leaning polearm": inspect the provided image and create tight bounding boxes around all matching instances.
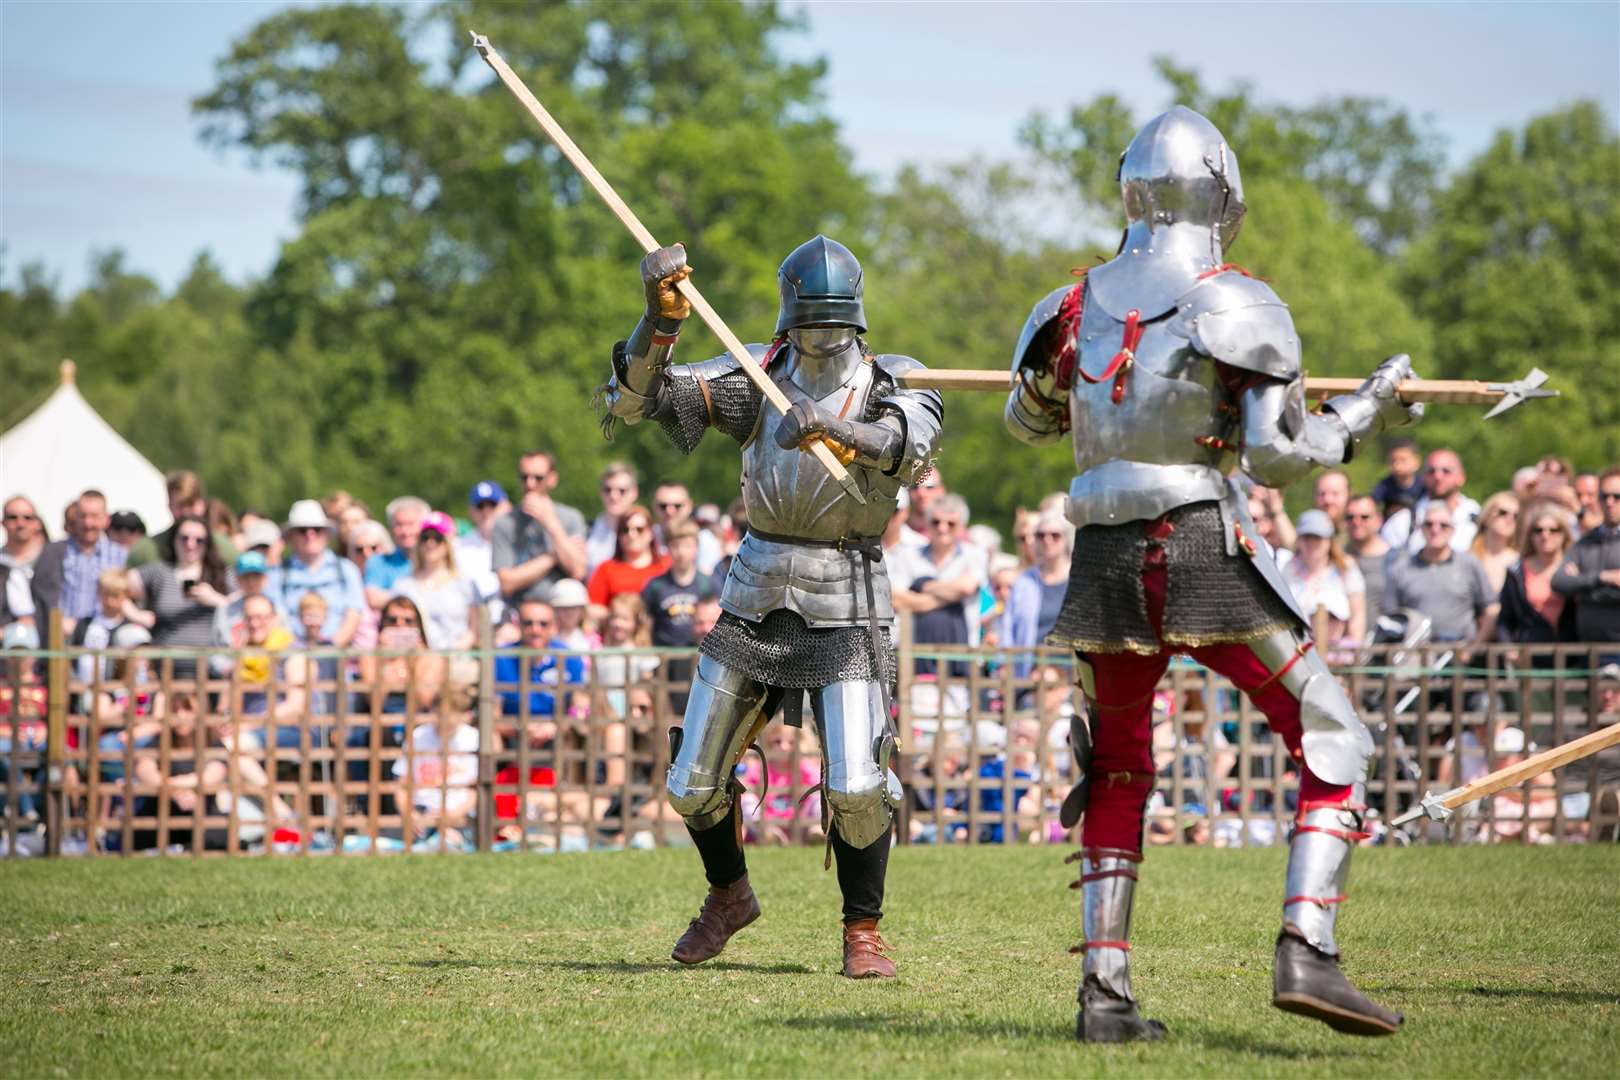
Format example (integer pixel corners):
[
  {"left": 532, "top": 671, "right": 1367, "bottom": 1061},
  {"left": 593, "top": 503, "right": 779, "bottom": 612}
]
[
  {"left": 892, "top": 368, "right": 1557, "bottom": 419},
  {"left": 1392, "top": 721, "right": 1620, "bottom": 827},
  {"left": 468, "top": 31, "right": 866, "bottom": 506}
]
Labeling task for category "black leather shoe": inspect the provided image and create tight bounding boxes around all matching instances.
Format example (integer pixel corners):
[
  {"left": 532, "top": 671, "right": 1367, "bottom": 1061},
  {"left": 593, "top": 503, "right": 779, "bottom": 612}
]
[
  {"left": 1076, "top": 976, "right": 1168, "bottom": 1043},
  {"left": 1273, "top": 924, "right": 1402, "bottom": 1036}
]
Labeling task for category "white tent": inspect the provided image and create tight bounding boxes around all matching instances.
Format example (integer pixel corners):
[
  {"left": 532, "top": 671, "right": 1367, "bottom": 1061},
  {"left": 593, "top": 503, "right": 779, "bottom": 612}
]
[{"left": 0, "top": 360, "right": 172, "bottom": 536}]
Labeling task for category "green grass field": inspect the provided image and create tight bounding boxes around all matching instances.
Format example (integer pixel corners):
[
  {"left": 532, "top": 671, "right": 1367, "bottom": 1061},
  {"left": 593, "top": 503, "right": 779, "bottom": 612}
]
[{"left": 3, "top": 845, "right": 1617, "bottom": 1077}]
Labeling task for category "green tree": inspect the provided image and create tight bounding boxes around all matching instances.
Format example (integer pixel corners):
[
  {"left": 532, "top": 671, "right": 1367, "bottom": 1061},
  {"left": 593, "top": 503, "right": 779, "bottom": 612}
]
[
  {"left": 1021, "top": 57, "right": 1446, "bottom": 253},
  {"left": 1401, "top": 102, "right": 1620, "bottom": 486},
  {"left": 189, "top": 0, "right": 872, "bottom": 514}
]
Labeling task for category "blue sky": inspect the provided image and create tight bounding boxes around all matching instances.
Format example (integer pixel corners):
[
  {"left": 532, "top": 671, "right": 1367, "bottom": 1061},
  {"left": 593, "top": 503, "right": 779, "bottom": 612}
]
[{"left": 3, "top": 1, "right": 1616, "bottom": 294}]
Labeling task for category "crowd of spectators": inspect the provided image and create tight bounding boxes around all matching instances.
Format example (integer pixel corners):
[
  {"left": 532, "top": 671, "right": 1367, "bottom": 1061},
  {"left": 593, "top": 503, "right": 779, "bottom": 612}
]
[{"left": 2, "top": 438, "right": 1618, "bottom": 854}]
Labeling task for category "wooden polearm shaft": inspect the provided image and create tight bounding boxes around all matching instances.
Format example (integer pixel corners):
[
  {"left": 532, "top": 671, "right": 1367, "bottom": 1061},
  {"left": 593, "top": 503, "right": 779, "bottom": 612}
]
[
  {"left": 1392, "top": 720, "right": 1620, "bottom": 826},
  {"left": 893, "top": 369, "right": 1542, "bottom": 407},
  {"left": 469, "top": 32, "right": 865, "bottom": 505}
]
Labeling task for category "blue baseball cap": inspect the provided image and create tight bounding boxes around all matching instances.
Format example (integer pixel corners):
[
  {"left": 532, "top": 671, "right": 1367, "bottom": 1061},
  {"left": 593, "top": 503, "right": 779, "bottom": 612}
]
[
  {"left": 469, "top": 481, "right": 507, "bottom": 506},
  {"left": 235, "top": 551, "right": 269, "bottom": 576}
]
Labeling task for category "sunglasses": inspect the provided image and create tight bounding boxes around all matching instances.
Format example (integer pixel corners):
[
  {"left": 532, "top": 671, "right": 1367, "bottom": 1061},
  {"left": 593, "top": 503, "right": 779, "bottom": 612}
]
[
  {"left": 473, "top": 500, "right": 499, "bottom": 511},
  {"left": 177, "top": 533, "right": 208, "bottom": 546},
  {"left": 1346, "top": 512, "right": 1377, "bottom": 521},
  {"left": 418, "top": 531, "right": 446, "bottom": 544},
  {"left": 601, "top": 484, "right": 632, "bottom": 496},
  {"left": 1421, "top": 521, "right": 1454, "bottom": 531},
  {"left": 521, "top": 471, "right": 551, "bottom": 484},
  {"left": 1493, "top": 507, "right": 1517, "bottom": 518},
  {"left": 3, "top": 512, "right": 37, "bottom": 523},
  {"left": 656, "top": 501, "right": 689, "bottom": 512},
  {"left": 520, "top": 618, "right": 555, "bottom": 628},
  {"left": 1531, "top": 526, "right": 1564, "bottom": 536},
  {"left": 930, "top": 519, "right": 961, "bottom": 530},
  {"left": 619, "top": 522, "right": 650, "bottom": 535},
  {"left": 382, "top": 615, "right": 419, "bottom": 627},
  {"left": 292, "top": 526, "right": 325, "bottom": 536},
  {"left": 1035, "top": 531, "right": 1066, "bottom": 541},
  {"left": 1601, "top": 491, "right": 1620, "bottom": 502}
]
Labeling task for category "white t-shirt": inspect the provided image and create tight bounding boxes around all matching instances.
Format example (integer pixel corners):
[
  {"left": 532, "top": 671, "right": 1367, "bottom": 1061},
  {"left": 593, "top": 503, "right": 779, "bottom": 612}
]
[
  {"left": 1280, "top": 558, "right": 1366, "bottom": 623},
  {"left": 889, "top": 540, "right": 990, "bottom": 646},
  {"left": 395, "top": 574, "right": 476, "bottom": 649},
  {"left": 1381, "top": 495, "right": 1482, "bottom": 553},
  {"left": 394, "top": 721, "right": 479, "bottom": 813}
]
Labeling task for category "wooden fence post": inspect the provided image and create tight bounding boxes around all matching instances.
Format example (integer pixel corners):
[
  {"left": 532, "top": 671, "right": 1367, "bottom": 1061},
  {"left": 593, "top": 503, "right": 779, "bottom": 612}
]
[
  {"left": 44, "top": 609, "right": 67, "bottom": 856},
  {"left": 475, "top": 609, "right": 495, "bottom": 853}
]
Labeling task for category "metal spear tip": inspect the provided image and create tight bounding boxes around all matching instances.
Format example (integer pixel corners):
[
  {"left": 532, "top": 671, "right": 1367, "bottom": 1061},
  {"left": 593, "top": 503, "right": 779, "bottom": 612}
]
[
  {"left": 1483, "top": 367, "right": 1557, "bottom": 419},
  {"left": 468, "top": 31, "right": 491, "bottom": 53},
  {"left": 1390, "top": 788, "right": 1456, "bottom": 828},
  {"left": 836, "top": 470, "right": 868, "bottom": 506}
]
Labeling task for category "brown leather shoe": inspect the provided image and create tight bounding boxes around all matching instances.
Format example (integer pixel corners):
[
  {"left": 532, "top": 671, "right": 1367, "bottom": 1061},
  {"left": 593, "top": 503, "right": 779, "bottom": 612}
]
[
  {"left": 841, "top": 918, "right": 896, "bottom": 979},
  {"left": 671, "top": 875, "right": 760, "bottom": 965}
]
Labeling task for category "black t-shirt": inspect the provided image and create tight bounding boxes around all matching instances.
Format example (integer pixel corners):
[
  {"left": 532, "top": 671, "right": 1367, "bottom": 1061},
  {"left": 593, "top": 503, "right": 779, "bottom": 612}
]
[{"left": 642, "top": 569, "right": 717, "bottom": 647}]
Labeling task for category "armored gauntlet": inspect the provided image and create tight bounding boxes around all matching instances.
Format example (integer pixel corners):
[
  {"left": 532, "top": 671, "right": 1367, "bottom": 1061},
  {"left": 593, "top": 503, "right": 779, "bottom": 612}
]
[{"left": 1321, "top": 354, "right": 1425, "bottom": 459}]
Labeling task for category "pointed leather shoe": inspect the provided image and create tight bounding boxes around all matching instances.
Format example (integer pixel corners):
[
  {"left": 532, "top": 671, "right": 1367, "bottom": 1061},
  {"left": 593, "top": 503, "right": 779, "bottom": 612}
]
[
  {"left": 1273, "top": 924, "right": 1402, "bottom": 1036},
  {"left": 1077, "top": 976, "right": 1168, "bottom": 1043},
  {"left": 841, "top": 918, "right": 897, "bottom": 979},
  {"left": 671, "top": 875, "right": 760, "bottom": 965}
]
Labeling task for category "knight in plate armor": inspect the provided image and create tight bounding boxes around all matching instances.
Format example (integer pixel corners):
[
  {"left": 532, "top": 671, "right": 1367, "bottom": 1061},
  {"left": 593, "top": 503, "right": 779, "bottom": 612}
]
[
  {"left": 1005, "top": 107, "right": 1418, "bottom": 1041},
  {"left": 600, "top": 235, "right": 943, "bottom": 978}
]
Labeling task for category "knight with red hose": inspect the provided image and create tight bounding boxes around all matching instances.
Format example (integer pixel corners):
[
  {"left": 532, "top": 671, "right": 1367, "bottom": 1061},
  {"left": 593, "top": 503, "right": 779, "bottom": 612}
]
[{"left": 1005, "top": 106, "right": 1421, "bottom": 1041}]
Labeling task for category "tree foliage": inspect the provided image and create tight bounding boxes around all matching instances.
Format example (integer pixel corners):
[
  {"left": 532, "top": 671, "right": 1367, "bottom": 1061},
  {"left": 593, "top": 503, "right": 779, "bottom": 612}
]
[{"left": 3, "top": 10, "right": 1614, "bottom": 532}]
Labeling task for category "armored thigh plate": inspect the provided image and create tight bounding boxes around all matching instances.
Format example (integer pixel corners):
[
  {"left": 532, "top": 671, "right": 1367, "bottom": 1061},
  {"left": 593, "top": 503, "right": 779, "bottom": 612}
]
[
  {"left": 666, "top": 655, "right": 770, "bottom": 829},
  {"left": 1250, "top": 628, "right": 1374, "bottom": 786},
  {"left": 814, "top": 678, "right": 900, "bottom": 849}
]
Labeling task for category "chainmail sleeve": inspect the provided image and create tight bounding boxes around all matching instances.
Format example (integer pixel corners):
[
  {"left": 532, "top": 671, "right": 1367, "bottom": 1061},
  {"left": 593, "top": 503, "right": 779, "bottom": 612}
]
[{"left": 650, "top": 359, "right": 765, "bottom": 455}]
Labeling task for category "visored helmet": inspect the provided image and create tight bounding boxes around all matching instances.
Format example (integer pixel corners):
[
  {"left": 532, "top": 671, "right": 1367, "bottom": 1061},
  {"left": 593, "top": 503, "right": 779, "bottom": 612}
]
[
  {"left": 1118, "top": 105, "right": 1246, "bottom": 253},
  {"left": 775, "top": 235, "right": 867, "bottom": 335}
]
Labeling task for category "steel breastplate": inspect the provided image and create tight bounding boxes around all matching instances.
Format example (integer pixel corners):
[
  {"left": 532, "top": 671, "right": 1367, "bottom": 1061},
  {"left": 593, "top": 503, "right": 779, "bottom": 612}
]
[
  {"left": 741, "top": 357, "right": 896, "bottom": 540},
  {"left": 1066, "top": 295, "right": 1240, "bottom": 526},
  {"left": 726, "top": 356, "right": 899, "bottom": 627}
]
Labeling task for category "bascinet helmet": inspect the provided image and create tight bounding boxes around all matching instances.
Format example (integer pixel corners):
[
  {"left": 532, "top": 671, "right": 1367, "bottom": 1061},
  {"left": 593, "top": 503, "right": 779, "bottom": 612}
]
[
  {"left": 1118, "top": 105, "right": 1247, "bottom": 254},
  {"left": 775, "top": 235, "right": 867, "bottom": 335}
]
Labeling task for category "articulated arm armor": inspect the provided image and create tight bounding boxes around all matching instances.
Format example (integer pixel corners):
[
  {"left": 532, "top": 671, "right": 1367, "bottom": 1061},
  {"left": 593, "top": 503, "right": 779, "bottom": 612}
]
[
  {"left": 1005, "top": 285, "right": 1075, "bottom": 447},
  {"left": 1183, "top": 276, "right": 1423, "bottom": 484},
  {"left": 598, "top": 246, "right": 764, "bottom": 453}
]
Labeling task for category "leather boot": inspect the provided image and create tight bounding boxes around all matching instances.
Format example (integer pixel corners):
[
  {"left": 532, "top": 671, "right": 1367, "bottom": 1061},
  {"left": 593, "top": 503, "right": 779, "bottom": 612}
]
[
  {"left": 1273, "top": 924, "right": 1402, "bottom": 1036},
  {"left": 1077, "top": 976, "right": 1168, "bottom": 1043},
  {"left": 841, "top": 918, "right": 896, "bottom": 979},
  {"left": 671, "top": 875, "right": 760, "bottom": 965}
]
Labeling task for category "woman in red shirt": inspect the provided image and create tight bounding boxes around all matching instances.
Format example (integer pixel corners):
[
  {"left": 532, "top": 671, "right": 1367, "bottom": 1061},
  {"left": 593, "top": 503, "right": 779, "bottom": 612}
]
[{"left": 586, "top": 504, "right": 669, "bottom": 612}]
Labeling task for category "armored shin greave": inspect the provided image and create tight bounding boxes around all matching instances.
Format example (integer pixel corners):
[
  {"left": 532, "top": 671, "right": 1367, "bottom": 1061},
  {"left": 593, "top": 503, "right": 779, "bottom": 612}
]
[
  {"left": 813, "top": 677, "right": 900, "bottom": 850},
  {"left": 1273, "top": 799, "right": 1403, "bottom": 1035},
  {"left": 1073, "top": 848, "right": 1166, "bottom": 1041},
  {"left": 1282, "top": 801, "right": 1366, "bottom": 955}
]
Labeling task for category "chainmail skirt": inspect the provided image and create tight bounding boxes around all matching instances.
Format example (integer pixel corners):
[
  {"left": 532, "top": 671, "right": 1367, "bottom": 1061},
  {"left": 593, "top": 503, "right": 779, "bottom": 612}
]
[
  {"left": 1048, "top": 501, "right": 1300, "bottom": 655},
  {"left": 700, "top": 609, "right": 895, "bottom": 689}
]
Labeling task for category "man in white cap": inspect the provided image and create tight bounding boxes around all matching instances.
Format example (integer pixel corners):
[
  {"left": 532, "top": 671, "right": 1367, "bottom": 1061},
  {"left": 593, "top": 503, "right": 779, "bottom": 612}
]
[{"left": 269, "top": 500, "right": 365, "bottom": 646}]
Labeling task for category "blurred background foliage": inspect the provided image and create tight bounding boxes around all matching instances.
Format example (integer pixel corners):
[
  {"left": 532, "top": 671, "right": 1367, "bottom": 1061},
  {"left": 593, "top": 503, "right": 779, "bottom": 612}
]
[{"left": 3, "top": 0, "right": 1616, "bottom": 525}]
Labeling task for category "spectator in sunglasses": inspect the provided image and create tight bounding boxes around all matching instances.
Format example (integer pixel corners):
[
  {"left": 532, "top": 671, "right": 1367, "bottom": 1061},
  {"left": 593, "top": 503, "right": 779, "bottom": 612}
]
[
  {"left": 126, "top": 513, "right": 234, "bottom": 677},
  {"left": 269, "top": 500, "right": 364, "bottom": 647},
  {"left": 1381, "top": 448, "right": 1481, "bottom": 554},
  {"left": 1342, "top": 495, "right": 1390, "bottom": 629},
  {"left": 2, "top": 495, "right": 47, "bottom": 639},
  {"left": 493, "top": 451, "right": 588, "bottom": 608},
  {"left": 1383, "top": 503, "right": 1497, "bottom": 645},
  {"left": 1487, "top": 502, "right": 1578, "bottom": 661},
  {"left": 1001, "top": 511, "right": 1074, "bottom": 676},
  {"left": 586, "top": 504, "right": 669, "bottom": 617},
  {"left": 1553, "top": 464, "right": 1620, "bottom": 647},
  {"left": 1470, "top": 492, "right": 1521, "bottom": 596},
  {"left": 395, "top": 511, "right": 477, "bottom": 649}
]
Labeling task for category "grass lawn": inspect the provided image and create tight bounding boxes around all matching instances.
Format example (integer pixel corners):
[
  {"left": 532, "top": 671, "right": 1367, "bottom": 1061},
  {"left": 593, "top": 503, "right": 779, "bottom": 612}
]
[{"left": 2, "top": 844, "right": 1617, "bottom": 1077}]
